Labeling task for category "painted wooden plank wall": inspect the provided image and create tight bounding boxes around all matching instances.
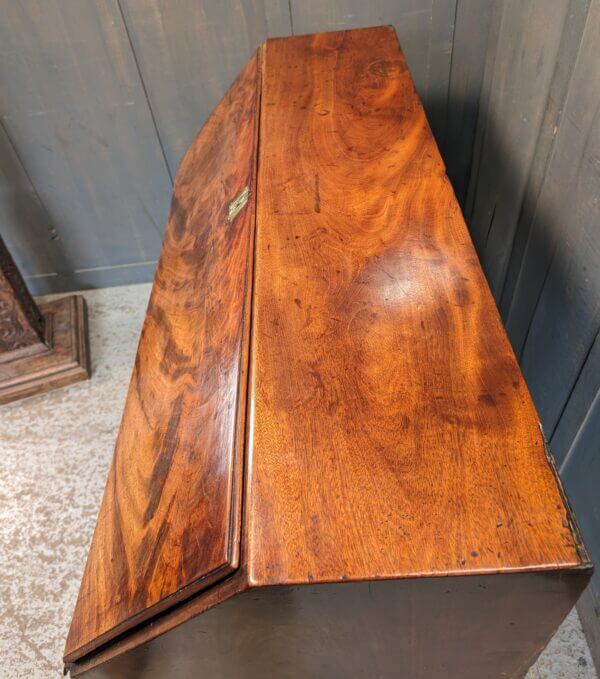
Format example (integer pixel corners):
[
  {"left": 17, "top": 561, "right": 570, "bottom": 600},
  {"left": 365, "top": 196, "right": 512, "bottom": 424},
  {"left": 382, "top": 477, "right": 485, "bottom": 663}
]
[
  {"left": 0, "top": 0, "right": 489, "bottom": 294},
  {"left": 0, "top": 0, "right": 173, "bottom": 293},
  {"left": 0, "top": 121, "right": 71, "bottom": 287},
  {"left": 118, "top": 0, "right": 291, "bottom": 178},
  {"left": 466, "top": 0, "right": 572, "bottom": 298},
  {"left": 466, "top": 0, "right": 600, "bottom": 668},
  {"left": 442, "top": 0, "right": 494, "bottom": 205}
]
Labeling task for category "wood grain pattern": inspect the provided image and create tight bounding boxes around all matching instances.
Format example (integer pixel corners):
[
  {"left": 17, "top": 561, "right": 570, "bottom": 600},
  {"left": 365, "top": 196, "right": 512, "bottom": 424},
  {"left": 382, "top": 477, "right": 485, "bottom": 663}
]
[
  {"left": 246, "top": 27, "right": 585, "bottom": 587},
  {"left": 64, "top": 52, "right": 260, "bottom": 662},
  {"left": 68, "top": 571, "right": 248, "bottom": 677},
  {"left": 1, "top": 0, "right": 487, "bottom": 295},
  {"left": 65, "top": 27, "right": 592, "bottom": 676},
  {"left": 289, "top": 0, "right": 456, "bottom": 147}
]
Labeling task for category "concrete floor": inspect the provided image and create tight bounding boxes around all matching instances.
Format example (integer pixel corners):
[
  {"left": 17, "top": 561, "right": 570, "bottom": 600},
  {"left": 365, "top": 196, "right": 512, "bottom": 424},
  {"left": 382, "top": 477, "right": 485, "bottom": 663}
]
[{"left": 0, "top": 283, "right": 596, "bottom": 678}]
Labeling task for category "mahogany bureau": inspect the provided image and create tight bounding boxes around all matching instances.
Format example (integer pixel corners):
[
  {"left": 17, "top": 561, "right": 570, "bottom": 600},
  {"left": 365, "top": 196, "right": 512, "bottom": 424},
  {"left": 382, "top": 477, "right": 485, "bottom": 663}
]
[{"left": 65, "top": 26, "right": 592, "bottom": 678}]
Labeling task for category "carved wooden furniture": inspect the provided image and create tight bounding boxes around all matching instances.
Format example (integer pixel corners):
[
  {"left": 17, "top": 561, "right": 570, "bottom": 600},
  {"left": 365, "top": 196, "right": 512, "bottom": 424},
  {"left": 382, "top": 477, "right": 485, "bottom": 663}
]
[
  {"left": 0, "top": 235, "right": 89, "bottom": 404},
  {"left": 64, "top": 27, "right": 592, "bottom": 678}
]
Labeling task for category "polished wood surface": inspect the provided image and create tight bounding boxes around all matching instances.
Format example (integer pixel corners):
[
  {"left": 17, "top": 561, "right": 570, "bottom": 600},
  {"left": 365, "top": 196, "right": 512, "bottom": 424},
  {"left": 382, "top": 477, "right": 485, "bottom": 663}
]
[
  {"left": 65, "top": 26, "right": 591, "bottom": 677},
  {"left": 246, "top": 26, "right": 584, "bottom": 586},
  {"left": 64, "top": 53, "right": 260, "bottom": 662}
]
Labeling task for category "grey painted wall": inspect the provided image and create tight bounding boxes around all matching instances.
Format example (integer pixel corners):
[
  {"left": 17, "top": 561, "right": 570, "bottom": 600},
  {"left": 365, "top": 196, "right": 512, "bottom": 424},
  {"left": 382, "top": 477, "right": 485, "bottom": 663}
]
[
  {"left": 0, "top": 0, "right": 493, "bottom": 293},
  {"left": 1, "top": 0, "right": 599, "bottom": 669},
  {"left": 467, "top": 0, "right": 600, "bottom": 668}
]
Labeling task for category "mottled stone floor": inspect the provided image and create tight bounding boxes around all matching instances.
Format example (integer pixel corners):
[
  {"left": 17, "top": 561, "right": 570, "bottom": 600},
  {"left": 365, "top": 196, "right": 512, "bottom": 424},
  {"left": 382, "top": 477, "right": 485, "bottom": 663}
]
[{"left": 0, "top": 284, "right": 596, "bottom": 678}]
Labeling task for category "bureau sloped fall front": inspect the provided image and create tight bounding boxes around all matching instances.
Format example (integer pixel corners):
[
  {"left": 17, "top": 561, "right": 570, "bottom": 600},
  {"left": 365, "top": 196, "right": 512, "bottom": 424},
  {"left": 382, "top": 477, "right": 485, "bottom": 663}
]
[{"left": 64, "top": 26, "right": 592, "bottom": 679}]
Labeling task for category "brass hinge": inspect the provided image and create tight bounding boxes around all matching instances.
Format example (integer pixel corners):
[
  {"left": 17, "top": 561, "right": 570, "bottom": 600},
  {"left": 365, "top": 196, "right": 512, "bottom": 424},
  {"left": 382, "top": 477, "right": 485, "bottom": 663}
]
[{"left": 228, "top": 186, "right": 249, "bottom": 222}]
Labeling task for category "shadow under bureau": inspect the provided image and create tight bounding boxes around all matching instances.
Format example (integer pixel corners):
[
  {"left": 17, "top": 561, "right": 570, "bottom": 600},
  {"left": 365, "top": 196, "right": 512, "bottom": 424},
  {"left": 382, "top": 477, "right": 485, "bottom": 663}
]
[{"left": 64, "top": 26, "right": 592, "bottom": 679}]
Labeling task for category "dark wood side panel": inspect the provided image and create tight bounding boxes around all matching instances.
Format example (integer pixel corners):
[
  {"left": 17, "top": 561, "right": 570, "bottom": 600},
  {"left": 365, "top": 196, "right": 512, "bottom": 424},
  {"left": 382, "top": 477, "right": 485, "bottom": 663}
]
[
  {"left": 64, "top": 52, "right": 260, "bottom": 663},
  {"left": 68, "top": 573, "right": 248, "bottom": 677},
  {"left": 73, "top": 572, "right": 590, "bottom": 679}
]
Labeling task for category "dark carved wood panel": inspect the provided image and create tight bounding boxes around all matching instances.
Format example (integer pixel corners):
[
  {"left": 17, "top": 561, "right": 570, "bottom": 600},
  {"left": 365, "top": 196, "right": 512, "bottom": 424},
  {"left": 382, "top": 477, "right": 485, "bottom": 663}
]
[
  {"left": 0, "top": 234, "right": 45, "bottom": 353},
  {"left": 0, "top": 233, "right": 90, "bottom": 405},
  {"left": 64, "top": 52, "right": 260, "bottom": 662}
]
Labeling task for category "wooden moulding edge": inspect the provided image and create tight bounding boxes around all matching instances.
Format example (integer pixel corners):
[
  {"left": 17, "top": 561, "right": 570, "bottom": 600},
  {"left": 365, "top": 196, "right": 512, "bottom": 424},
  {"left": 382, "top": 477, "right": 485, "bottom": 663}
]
[
  {"left": 66, "top": 572, "right": 249, "bottom": 676},
  {"left": 539, "top": 422, "right": 594, "bottom": 570}
]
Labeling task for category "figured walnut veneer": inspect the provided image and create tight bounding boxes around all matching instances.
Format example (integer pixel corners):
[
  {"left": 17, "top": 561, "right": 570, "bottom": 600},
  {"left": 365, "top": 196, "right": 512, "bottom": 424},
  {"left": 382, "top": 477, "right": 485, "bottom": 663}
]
[
  {"left": 65, "top": 27, "right": 591, "bottom": 679},
  {"left": 65, "top": 53, "right": 260, "bottom": 658}
]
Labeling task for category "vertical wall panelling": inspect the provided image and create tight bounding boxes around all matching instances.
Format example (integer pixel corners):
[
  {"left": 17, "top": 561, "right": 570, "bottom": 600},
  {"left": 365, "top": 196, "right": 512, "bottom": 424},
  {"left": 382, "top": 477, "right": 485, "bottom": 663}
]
[
  {"left": 552, "top": 331, "right": 600, "bottom": 466},
  {"left": 0, "top": 0, "right": 173, "bottom": 292},
  {"left": 467, "top": 0, "right": 600, "bottom": 668},
  {"left": 561, "top": 383, "right": 600, "bottom": 669},
  {"left": 578, "top": 559, "right": 600, "bottom": 672},
  {"left": 0, "top": 120, "right": 73, "bottom": 288},
  {"left": 518, "top": 0, "right": 600, "bottom": 435},
  {"left": 118, "top": 0, "right": 291, "bottom": 178},
  {"left": 466, "top": 0, "right": 570, "bottom": 299},
  {"left": 500, "top": 0, "right": 592, "bottom": 327},
  {"left": 442, "top": 0, "right": 494, "bottom": 205},
  {"left": 463, "top": 0, "right": 503, "bottom": 225}
]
